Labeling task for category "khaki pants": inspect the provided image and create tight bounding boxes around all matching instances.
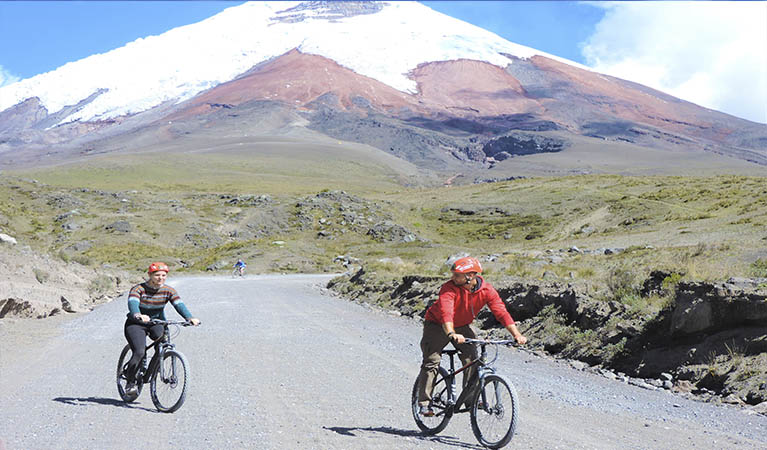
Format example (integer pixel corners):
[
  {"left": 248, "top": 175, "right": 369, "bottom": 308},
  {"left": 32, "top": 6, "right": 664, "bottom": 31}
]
[{"left": 417, "top": 321, "right": 478, "bottom": 406}]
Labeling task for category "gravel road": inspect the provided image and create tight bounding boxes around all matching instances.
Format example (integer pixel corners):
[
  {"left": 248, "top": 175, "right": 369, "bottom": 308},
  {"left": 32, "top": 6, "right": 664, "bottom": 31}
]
[{"left": 1, "top": 274, "right": 766, "bottom": 449}]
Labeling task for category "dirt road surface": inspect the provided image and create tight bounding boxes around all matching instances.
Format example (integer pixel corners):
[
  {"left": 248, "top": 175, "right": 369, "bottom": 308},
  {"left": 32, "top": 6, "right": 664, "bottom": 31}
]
[{"left": 2, "top": 275, "right": 765, "bottom": 449}]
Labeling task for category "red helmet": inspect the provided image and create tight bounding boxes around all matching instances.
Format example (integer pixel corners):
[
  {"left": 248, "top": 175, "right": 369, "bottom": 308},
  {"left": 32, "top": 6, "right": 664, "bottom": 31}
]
[
  {"left": 451, "top": 257, "right": 482, "bottom": 274},
  {"left": 147, "top": 262, "right": 169, "bottom": 274}
]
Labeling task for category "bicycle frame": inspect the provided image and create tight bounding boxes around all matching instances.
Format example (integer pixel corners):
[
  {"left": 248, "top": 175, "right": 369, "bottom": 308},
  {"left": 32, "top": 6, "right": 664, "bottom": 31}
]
[
  {"left": 432, "top": 340, "right": 507, "bottom": 414},
  {"left": 138, "top": 321, "right": 181, "bottom": 384}
]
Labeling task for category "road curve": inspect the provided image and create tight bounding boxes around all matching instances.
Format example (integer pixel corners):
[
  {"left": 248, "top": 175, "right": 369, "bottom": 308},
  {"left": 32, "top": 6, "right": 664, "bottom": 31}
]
[{"left": 1, "top": 274, "right": 765, "bottom": 449}]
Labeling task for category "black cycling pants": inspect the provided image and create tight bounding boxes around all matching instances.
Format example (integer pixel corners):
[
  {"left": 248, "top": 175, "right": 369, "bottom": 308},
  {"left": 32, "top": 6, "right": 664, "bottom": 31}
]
[{"left": 123, "top": 319, "right": 164, "bottom": 382}]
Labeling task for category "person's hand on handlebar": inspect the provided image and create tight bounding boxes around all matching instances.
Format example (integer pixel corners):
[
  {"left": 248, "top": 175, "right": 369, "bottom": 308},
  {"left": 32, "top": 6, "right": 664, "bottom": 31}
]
[
  {"left": 188, "top": 318, "right": 201, "bottom": 326},
  {"left": 449, "top": 332, "right": 466, "bottom": 344},
  {"left": 134, "top": 313, "right": 151, "bottom": 323},
  {"left": 506, "top": 323, "right": 527, "bottom": 346}
]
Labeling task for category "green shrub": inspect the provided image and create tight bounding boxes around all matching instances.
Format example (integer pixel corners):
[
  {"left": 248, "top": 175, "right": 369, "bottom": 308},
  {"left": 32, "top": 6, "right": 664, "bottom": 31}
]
[
  {"left": 72, "top": 254, "right": 92, "bottom": 266},
  {"left": 88, "top": 277, "right": 114, "bottom": 296},
  {"left": 33, "top": 268, "right": 50, "bottom": 284},
  {"left": 57, "top": 249, "right": 71, "bottom": 263},
  {"left": 750, "top": 258, "right": 767, "bottom": 277},
  {"left": 603, "top": 337, "right": 627, "bottom": 361},
  {"left": 606, "top": 266, "right": 636, "bottom": 299},
  {"left": 661, "top": 272, "right": 683, "bottom": 290}
]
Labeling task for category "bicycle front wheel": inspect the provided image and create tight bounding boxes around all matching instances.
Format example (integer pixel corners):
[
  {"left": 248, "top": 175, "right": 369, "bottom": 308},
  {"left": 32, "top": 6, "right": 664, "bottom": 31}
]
[
  {"left": 116, "top": 344, "right": 142, "bottom": 402},
  {"left": 470, "top": 374, "right": 519, "bottom": 449},
  {"left": 150, "top": 349, "right": 189, "bottom": 413},
  {"left": 411, "top": 366, "right": 454, "bottom": 435}
]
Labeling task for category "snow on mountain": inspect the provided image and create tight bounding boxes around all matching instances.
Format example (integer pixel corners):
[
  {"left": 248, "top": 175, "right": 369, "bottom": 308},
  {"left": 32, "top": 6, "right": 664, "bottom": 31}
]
[{"left": 0, "top": 1, "right": 580, "bottom": 126}]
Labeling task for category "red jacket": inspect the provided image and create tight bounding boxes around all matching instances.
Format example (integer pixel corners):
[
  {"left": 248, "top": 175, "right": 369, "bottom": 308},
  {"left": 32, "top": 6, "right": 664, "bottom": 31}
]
[{"left": 424, "top": 276, "right": 514, "bottom": 328}]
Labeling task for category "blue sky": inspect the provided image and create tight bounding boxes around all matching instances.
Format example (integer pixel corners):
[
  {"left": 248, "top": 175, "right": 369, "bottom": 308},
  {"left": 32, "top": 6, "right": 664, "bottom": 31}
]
[{"left": 0, "top": 1, "right": 765, "bottom": 123}]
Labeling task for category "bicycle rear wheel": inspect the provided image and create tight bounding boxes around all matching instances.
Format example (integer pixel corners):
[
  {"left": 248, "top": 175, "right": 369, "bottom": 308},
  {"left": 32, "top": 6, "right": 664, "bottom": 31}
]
[
  {"left": 150, "top": 349, "right": 189, "bottom": 413},
  {"left": 411, "top": 367, "right": 454, "bottom": 435},
  {"left": 116, "top": 344, "right": 142, "bottom": 402},
  {"left": 470, "top": 374, "right": 519, "bottom": 449}
]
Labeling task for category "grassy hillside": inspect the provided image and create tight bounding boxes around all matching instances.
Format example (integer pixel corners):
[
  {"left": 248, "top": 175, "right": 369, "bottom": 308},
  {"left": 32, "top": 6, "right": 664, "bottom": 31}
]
[
  {"left": 22, "top": 136, "right": 427, "bottom": 194},
  {"left": 2, "top": 150, "right": 766, "bottom": 285}
]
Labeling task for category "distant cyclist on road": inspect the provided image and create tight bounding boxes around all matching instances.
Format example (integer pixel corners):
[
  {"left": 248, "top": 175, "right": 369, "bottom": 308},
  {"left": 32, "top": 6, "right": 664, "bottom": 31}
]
[
  {"left": 123, "top": 262, "right": 200, "bottom": 396},
  {"left": 416, "top": 256, "right": 527, "bottom": 417},
  {"left": 233, "top": 259, "right": 247, "bottom": 276}
]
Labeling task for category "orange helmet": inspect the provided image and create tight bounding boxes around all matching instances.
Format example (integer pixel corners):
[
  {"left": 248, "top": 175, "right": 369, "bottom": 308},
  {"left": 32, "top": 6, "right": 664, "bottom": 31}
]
[
  {"left": 451, "top": 256, "right": 482, "bottom": 274},
  {"left": 147, "top": 262, "right": 169, "bottom": 274}
]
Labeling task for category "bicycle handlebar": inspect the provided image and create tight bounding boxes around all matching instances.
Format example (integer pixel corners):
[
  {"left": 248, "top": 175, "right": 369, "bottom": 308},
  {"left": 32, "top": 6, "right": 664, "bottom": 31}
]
[
  {"left": 148, "top": 319, "right": 200, "bottom": 326},
  {"left": 464, "top": 338, "right": 517, "bottom": 346}
]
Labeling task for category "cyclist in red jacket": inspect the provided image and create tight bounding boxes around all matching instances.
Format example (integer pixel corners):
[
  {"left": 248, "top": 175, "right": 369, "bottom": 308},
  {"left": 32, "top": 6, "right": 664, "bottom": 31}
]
[{"left": 416, "top": 256, "right": 527, "bottom": 417}]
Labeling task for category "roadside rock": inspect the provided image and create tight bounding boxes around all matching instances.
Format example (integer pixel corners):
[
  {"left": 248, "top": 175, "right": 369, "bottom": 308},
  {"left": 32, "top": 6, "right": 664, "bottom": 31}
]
[
  {"left": 671, "top": 281, "right": 767, "bottom": 336},
  {"left": 0, "top": 233, "right": 18, "bottom": 245},
  {"left": 0, "top": 298, "right": 59, "bottom": 319},
  {"left": 60, "top": 296, "right": 78, "bottom": 313}
]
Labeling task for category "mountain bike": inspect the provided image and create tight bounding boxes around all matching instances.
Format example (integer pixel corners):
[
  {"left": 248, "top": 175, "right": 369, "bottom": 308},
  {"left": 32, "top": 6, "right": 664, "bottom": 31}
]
[
  {"left": 411, "top": 338, "right": 520, "bottom": 449},
  {"left": 232, "top": 266, "right": 245, "bottom": 277},
  {"left": 116, "top": 319, "right": 196, "bottom": 413}
]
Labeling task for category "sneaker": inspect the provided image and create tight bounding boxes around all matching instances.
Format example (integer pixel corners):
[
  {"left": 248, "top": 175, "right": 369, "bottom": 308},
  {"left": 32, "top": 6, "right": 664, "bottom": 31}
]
[
  {"left": 125, "top": 382, "right": 138, "bottom": 396},
  {"left": 419, "top": 405, "right": 435, "bottom": 417}
]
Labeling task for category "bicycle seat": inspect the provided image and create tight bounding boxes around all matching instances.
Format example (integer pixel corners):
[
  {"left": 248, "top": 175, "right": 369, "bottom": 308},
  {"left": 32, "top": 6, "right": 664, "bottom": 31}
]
[{"left": 442, "top": 349, "right": 460, "bottom": 356}]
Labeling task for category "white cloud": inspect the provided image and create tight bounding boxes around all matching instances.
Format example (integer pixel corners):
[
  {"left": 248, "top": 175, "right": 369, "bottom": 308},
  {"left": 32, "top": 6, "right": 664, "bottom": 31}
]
[
  {"left": 581, "top": 1, "right": 767, "bottom": 124},
  {"left": 0, "top": 65, "right": 20, "bottom": 87}
]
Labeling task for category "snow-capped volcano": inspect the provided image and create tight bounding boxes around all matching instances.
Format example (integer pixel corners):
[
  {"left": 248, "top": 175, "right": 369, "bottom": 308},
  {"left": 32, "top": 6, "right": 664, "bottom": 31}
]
[
  {"left": 1, "top": 1, "right": 764, "bottom": 173},
  {"left": 0, "top": 1, "right": 574, "bottom": 125}
]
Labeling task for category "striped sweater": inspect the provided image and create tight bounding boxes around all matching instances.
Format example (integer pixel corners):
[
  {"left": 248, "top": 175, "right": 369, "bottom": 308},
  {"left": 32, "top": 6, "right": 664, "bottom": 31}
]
[{"left": 127, "top": 282, "right": 192, "bottom": 320}]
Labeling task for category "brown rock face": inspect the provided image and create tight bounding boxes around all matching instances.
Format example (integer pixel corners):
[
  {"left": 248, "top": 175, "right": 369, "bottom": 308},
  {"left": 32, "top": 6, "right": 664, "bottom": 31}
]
[
  {"left": 410, "top": 59, "right": 542, "bottom": 116},
  {"left": 169, "top": 49, "right": 416, "bottom": 120},
  {"left": 172, "top": 51, "right": 545, "bottom": 120}
]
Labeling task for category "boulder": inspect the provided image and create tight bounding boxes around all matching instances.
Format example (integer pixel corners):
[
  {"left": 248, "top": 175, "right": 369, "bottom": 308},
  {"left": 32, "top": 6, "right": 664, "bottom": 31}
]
[
  {"left": 367, "top": 221, "right": 422, "bottom": 243},
  {"left": 671, "top": 282, "right": 767, "bottom": 336},
  {"left": 60, "top": 296, "right": 78, "bottom": 313},
  {"left": 105, "top": 221, "right": 132, "bottom": 233},
  {"left": 0, "top": 233, "right": 18, "bottom": 245}
]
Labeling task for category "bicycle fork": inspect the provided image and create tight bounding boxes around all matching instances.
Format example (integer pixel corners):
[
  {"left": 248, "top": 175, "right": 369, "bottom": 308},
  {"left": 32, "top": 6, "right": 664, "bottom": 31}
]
[
  {"left": 451, "top": 360, "right": 496, "bottom": 412},
  {"left": 440, "top": 356, "right": 481, "bottom": 410}
]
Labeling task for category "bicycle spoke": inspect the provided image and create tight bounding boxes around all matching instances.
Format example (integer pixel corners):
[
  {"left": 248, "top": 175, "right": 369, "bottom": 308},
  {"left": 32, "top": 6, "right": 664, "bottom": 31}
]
[
  {"left": 470, "top": 374, "right": 518, "bottom": 449},
  {"left": 411, "top": 369, "right": 454, "bottom": 435},
  {"left": 150, "top": 350, "right": 189, "bottom": 413}
]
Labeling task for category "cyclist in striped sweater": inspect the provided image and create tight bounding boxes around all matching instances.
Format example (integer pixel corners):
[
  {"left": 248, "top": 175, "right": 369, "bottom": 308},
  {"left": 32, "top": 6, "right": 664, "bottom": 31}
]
[{"left": 123, "top": 262, "right": 200, "bottom": 395}]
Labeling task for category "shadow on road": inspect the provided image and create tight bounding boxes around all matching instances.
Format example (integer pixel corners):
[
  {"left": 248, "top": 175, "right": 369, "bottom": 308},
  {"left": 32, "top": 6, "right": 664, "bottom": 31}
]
[
  {"left": 52, "top": 396, "right": 155, "bottom": 412},
  {"left": 323, "top": 426, "right": 483, "bottom": 449}
]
